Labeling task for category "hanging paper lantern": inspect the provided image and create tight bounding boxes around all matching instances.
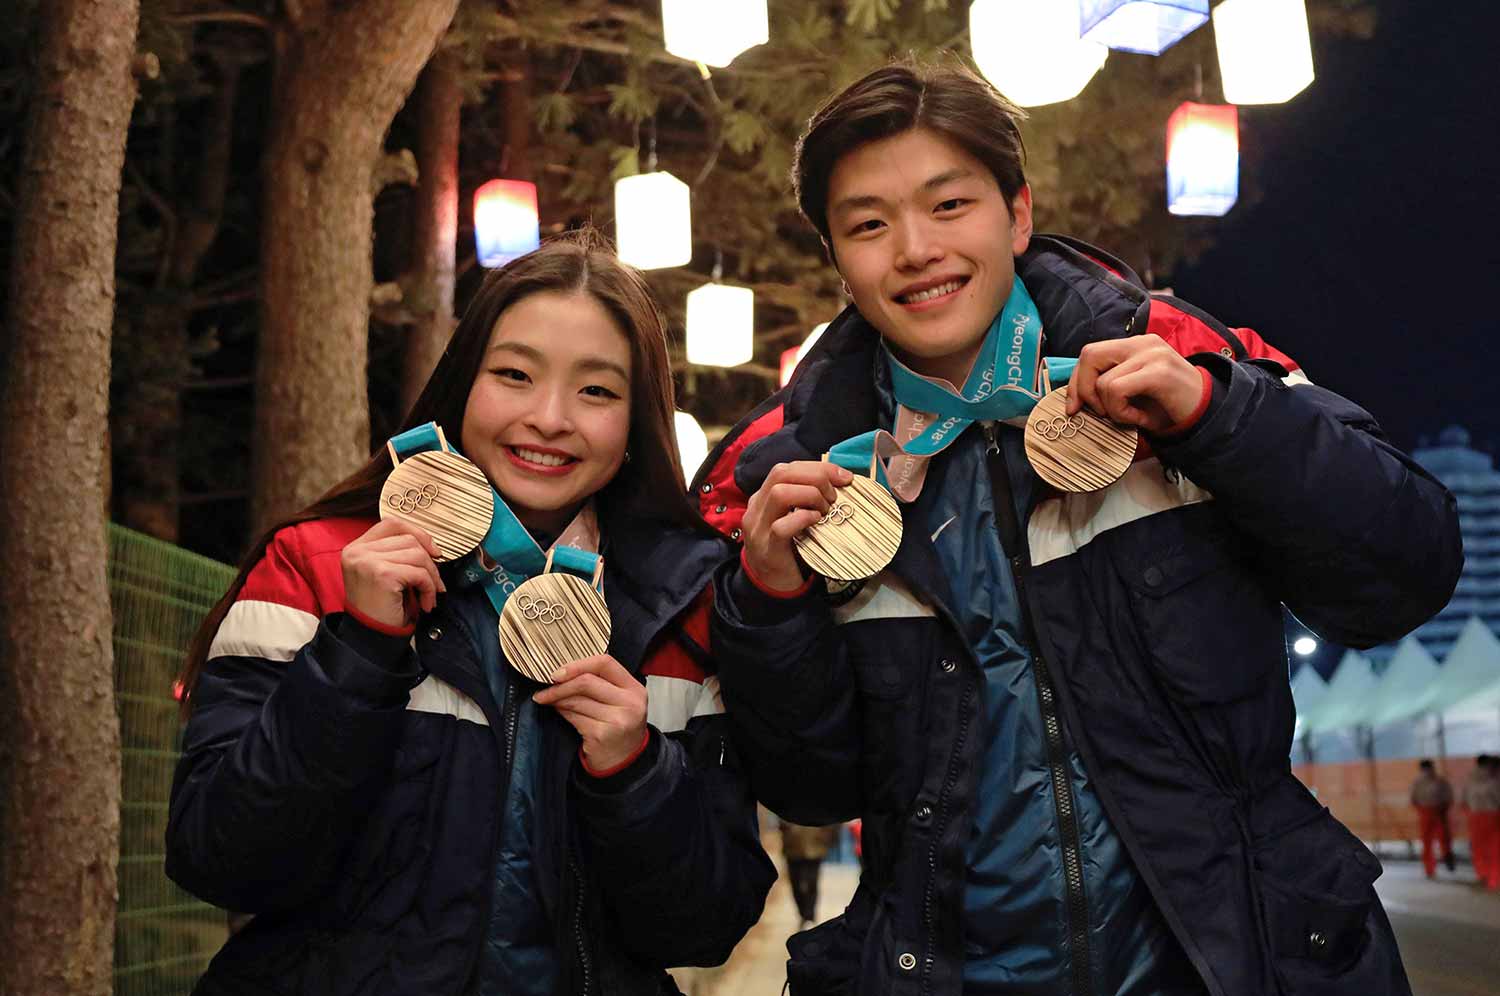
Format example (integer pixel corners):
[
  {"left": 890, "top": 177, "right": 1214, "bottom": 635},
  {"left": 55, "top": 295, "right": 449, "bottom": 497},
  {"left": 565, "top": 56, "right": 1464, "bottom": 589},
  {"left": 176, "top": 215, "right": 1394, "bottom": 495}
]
[
  {"left": 1165, "top": 102, "right": 1238, "bottom": 217},
  {"left": 615, "top": 171, "right": 692, "bottom": 270},
  {"left": 780, "top": 323, "right": 829, "bottom": 386},
  {"left": 685, "top": 282, "right": 754, "bottom": 367},
  {"left": 970, "top": 0, "right": 1107, "bottom": 108},
  {"left": 474, "top": 179, "right": 539, "bottom": 268},
  {"left": 661, "top": 0, "right": 768, "bottom": 68},
  {"left": 1079, "top": 0, "right": 1208, "bottom": 56},
  {"left": 1214, "top": 0, "right": 1315, "bottom": 105},
  {"left": 674, "top": 411, "right": 709, "bottom": 485}
]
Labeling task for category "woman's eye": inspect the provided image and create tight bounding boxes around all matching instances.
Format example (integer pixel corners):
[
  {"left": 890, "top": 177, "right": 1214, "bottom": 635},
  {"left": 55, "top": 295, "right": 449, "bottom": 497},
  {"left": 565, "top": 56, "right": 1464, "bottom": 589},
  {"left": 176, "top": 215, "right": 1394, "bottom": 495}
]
[
  {"left": 581, "top": 385, "right": 621, "bottom": 400},
  {"left": 492, "top": 367, "right": 529, "bottom": 383}
]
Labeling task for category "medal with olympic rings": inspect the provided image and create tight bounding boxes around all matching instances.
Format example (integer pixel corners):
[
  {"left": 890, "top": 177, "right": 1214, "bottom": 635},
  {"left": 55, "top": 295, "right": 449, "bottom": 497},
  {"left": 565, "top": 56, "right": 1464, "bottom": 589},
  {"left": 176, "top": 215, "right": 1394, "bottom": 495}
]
[
  {"left": 378, "top": 425, "right": 495, "bottom": 562},
  {"left": 1023, "top": 385, "right": 1138, "bottom": 493},
  {"left": 793, "top": 451, "right": 904, "bottom": 583},
  {"left": 498, "top": 548, "right": 611, "bottom": 683}
]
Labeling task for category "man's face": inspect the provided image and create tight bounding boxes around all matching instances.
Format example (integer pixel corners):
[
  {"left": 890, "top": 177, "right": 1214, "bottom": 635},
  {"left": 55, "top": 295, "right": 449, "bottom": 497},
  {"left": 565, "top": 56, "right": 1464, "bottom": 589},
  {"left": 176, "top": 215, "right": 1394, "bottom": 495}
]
[{"left": 826, "top": 127, "right": 1032, "bottom": 386}]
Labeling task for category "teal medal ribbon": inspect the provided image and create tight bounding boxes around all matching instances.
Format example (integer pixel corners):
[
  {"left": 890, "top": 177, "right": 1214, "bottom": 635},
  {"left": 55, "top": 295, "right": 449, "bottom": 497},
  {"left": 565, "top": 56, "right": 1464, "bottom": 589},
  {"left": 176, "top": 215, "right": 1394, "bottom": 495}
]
[
  {"left": 385, "top": 424, "right": 603, "bottom": 617},
  {"left": 827, "top": 276, "right": 1075, "bottom": 501}
]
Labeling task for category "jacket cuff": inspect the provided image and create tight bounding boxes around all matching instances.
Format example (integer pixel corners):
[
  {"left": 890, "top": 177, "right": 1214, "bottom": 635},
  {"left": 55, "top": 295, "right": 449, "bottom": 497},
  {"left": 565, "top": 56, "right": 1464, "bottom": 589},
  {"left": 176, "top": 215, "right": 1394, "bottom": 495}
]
[
  {"left": 325, "top": 613, "right": 423, "bottom": 703},
  {"left": 572, "top": 725, "right": 664, "bottom": 795},
  {"left": 1155, "top": 365, "right": 1217, "bottom": 438},
  {"left": 740, "top": 547, "right": 817, "bottom": 599},
  {"left": 580, "top": 728, "right": 652, "bottom": 779},
  {"left": 1150, "top": 353, "right": 1231, "bottom": 448},
  {"left": 721, "top": 558, "right": 823, "bottom": 627}
]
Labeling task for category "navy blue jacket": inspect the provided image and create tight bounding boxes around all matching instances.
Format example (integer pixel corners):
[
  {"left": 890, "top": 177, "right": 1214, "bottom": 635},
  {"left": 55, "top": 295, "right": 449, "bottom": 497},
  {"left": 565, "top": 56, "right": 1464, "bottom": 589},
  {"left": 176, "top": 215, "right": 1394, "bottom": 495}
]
[
  {"left": 697, "top": 237, "right": 1461, "bottom": 996},
  {"left": 166, "top": 512, "right": 775, "bottom": 996}
]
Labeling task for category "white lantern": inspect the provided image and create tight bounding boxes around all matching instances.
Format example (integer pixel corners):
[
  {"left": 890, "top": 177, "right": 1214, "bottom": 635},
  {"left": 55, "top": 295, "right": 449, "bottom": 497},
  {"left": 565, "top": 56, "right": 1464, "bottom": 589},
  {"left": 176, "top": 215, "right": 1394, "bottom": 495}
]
[
  {"left": 970, "top": 1, "right": 1107, "bottom": 108},
  {"left": 1214, "top": 0, "right": 1315, "bottom": 105},
  {"left": 686, "top": 282, "right": 754, "bottom": 367},
  {"left": 661, "top": 0, "right": 768, "bottom": 68},
  {"left": 1166, "top": 101, "right": 1239, "bottom": 217},
  {"left": 615, "top": 171, "right": 692, "bottom": 270},
  {"left": 779, "top": 322, "right": 829, "bottom": 386},
  {"left": 674, "top": 411, "right": 709, "bottom": 485},
  {"left": 1079, "top": 0, "right": 1208, "bottom": 56}
]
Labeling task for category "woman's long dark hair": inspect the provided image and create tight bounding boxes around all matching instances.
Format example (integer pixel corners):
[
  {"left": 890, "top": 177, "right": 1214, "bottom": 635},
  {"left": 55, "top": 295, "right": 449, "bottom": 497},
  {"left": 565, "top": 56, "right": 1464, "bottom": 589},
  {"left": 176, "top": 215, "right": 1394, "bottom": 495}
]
[{"left": 179, "top": 227, "right": 714, "bottom": 715}]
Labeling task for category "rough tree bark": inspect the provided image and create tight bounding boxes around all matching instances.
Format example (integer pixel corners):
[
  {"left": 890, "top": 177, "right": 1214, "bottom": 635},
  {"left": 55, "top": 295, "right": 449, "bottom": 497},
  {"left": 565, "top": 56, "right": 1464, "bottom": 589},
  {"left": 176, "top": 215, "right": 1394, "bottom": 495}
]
[
  {"left": 399, "top": 47, "right": 462, "bottom": 418},
  {"left": 0, "top": 1, "right": 139, "bottom": 993},
  {"left": 252, "top": 0, "right": 461, "bottom": 530}
]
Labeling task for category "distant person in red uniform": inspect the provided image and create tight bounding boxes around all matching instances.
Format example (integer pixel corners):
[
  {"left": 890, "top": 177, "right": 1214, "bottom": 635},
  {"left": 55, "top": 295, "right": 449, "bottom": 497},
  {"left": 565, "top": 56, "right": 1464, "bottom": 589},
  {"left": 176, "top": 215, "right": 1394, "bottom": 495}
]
[
  {"left": 1408, "top": 759, "right": 1454, "bottom": 878},
  {"left": 1464, "top": 754, "right": 1500, "bottom": 889}
]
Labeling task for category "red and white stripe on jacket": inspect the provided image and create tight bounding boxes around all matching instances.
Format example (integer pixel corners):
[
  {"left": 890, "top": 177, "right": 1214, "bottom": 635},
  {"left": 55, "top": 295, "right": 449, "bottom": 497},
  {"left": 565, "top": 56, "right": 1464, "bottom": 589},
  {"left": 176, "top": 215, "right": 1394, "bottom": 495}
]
[{"left": 207, "top": 517, "right": 722, "bottom": 735}]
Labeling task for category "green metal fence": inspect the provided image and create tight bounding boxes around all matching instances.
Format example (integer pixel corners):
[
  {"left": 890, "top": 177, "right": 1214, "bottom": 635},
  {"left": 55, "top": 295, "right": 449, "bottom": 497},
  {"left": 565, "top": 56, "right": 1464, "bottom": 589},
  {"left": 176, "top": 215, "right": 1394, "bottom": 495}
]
[{"left": 109, "top": 524, "right": 234, "bottom": 996}]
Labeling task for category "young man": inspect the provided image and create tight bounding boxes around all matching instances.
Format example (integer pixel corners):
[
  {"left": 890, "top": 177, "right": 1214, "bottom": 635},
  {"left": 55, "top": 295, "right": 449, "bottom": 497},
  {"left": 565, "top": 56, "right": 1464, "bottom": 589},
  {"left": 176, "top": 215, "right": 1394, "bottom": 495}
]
[
  {"left": 694, "top": 62, "right": 1461, "bottom": 996},
  {"left": 1409, "top": 759, "right": 1455, "bottom": 878}
]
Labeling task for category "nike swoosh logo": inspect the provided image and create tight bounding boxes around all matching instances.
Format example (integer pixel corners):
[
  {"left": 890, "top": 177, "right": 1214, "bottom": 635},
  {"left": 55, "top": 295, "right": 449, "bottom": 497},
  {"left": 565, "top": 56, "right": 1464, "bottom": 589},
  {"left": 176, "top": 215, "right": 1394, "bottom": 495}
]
[{"left": 930, "top": 515, "right": 958, "bottom": 543}]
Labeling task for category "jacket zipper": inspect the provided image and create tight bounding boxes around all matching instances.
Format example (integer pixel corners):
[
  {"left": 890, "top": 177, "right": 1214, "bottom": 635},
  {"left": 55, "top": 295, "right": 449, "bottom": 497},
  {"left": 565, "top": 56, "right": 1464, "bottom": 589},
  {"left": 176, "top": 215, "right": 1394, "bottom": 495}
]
[
  {"left": 569, "top": 841, "right": 595, "bottom": 995},
  {"left": 918, "top": 668, "right": 977, "bottom": 996},
  {"left": 984, "top": 423, "right": 1096, "bottom": 996}
]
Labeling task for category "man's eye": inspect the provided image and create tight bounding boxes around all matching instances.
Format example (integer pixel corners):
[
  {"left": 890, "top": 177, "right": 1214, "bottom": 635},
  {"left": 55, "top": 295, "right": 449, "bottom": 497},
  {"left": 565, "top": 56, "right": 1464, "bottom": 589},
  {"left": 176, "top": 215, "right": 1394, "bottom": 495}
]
[
  {"left": 936, "top": 198, "right": 967, "bottom": 212},
  {"left": 848, "top": 218, "right": 884, "bottom": 235}
]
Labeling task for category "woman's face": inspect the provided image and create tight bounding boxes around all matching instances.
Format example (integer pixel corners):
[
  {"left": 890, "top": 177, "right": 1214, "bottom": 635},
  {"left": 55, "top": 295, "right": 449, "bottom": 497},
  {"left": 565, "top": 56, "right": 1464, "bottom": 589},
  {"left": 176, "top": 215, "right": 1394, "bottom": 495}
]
[{"left": 460, "top": 289, "right": 633, "bottom": 537}]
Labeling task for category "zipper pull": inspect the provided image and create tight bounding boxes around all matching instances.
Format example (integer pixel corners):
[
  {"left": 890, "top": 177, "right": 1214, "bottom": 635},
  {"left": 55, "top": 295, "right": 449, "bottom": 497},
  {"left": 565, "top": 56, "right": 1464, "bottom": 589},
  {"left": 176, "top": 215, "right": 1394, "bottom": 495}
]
[{"left": 980, "top": 422, "right": 1001, "bottom": 455}]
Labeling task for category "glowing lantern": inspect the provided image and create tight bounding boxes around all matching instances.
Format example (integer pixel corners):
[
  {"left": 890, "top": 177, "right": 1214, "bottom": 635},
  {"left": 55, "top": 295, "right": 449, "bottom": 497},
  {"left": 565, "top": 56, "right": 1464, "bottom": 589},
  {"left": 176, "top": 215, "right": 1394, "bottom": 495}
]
[
  {"left": 661, "top": 0, "right": 768, "bottom": 68},
  {"left": 675, "top": 411, "right": 709, "bottom": 485},
  {"left": 1165, "top": 102, "right": 1238, "bottom": 217},
  {"left": 779, "top": 322, "right": 828, "bottom": 386},
  {"left": 1214, "top": 0, "right": 1315, "bottom": 105},
  {"left": 970, "top": 0, "right": 1107, "bottom": 108},
  {"left": 615, "top": 171, "right": 692, "bottom": 270},
  {"left": 474, "top": 179, "right": 539, "bottom": 268},
  {"left": 1079, "top": 0, "right": 1208, "bottom": 56},
  {"left": 685, "top": 282, "right": 754, "bottom": 367}
]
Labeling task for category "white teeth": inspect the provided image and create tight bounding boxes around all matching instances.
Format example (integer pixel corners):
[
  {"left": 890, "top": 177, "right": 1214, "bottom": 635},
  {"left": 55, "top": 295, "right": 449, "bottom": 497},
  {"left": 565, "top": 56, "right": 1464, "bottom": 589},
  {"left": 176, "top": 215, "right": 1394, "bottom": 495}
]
[
  {"left": 513, "top": 447, "right": 571, "bottom": 467},
  {"left": 901, "top": 279, "right": 963, "bottom": 304}
]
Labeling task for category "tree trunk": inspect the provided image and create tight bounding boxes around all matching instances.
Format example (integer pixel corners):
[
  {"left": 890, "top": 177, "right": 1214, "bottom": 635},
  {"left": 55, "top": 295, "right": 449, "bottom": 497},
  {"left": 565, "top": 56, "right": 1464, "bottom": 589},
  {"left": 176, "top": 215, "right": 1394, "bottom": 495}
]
[
  {"left": 0, "top": 1, "right": 139, "bottom": 993},
  {"left": 399, "top": 48, "right": 462, "bottom": 418},
  {"left": 253, "top": 0, "right": 460, "bottom": 530},
  {"left": 113, "top": 59, "right": 243, "bottom": 542}
]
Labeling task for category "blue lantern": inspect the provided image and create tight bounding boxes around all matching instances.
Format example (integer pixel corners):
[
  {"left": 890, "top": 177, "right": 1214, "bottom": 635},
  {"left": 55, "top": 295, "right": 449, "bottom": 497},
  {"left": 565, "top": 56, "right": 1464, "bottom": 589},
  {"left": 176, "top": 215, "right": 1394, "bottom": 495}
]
[
  {"left": 1079, "top": 0, "right": 1208, "bottom": 56},
  {"left": 1165, "top": 102, "right": 1238, "bottom": 217},
  {"left": 474, "top": 179, "right": 540, "bottom": 268}
]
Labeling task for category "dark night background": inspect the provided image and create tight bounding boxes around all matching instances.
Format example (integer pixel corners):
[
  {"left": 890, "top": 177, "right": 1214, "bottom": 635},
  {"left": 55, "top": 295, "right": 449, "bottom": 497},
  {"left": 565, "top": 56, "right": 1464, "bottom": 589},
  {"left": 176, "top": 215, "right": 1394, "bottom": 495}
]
[{"left": 1176, "top": 0, "right": 1498, "bottom": 458}]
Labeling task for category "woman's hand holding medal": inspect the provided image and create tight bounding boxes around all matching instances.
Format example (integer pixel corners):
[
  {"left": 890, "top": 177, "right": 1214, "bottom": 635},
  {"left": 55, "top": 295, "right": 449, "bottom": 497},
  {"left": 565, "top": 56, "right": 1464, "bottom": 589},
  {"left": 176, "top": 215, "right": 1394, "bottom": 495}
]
[
  {"left": 1065, "top": 334, "right": 1205, "bottom": 435},
  {"left": 533, "top": 655, "right": 649, "bottom": 772},
  {"left": 341, "top": 519, "right": 448, "bottom": 629},
  {"left": 742, "top": 461, "right": 855, "bottom": 592}
]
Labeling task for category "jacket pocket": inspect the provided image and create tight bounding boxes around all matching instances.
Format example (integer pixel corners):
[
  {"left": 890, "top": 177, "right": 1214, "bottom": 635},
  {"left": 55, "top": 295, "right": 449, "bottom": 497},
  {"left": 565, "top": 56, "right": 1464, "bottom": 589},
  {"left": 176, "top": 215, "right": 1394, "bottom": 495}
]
[
  {"left": 1127, "top": 536, "right": 1280, "bottom": 705},
  {"left": 1254, "top": 810, "right": 1402, "bottom": 994},
  {"left": 787, "top": 912, "right": 861, "bottom": 996}
]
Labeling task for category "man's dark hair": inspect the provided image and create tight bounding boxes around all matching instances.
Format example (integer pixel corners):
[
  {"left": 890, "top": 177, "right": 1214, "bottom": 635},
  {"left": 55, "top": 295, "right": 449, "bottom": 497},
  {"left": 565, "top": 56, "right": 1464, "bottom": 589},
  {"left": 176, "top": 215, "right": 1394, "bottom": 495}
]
[{"left": 793, "top": 59, "right": 1029, "bottom": 255}]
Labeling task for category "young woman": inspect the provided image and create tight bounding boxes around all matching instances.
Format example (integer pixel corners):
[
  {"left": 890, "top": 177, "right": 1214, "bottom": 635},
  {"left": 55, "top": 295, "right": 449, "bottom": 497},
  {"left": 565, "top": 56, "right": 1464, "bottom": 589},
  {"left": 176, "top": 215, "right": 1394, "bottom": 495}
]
[{"left": 167, "top": 229, "right": 775, "bottom": 996}]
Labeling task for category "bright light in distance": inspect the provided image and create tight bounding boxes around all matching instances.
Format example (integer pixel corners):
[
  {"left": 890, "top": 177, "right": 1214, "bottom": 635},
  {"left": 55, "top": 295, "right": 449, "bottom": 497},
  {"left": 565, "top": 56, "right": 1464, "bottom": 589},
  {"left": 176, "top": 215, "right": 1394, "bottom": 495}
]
[
  {"left": 1293, "top": 637, "right": 1318, "bottom": 656},
  {"left": 674, "top": 411, "right": 709, "bottom": 486}
]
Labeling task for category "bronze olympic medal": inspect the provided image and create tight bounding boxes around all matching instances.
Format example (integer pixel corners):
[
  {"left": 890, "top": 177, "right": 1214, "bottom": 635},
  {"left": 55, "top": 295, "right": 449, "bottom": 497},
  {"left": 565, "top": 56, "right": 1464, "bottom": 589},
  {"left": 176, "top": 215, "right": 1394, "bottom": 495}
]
[
  {"left": 498, "top": 573, "right": 612, "bottom": 684},
  {"left": 379, "top": 450, "right": 495, "bottom": 562},
  {"left": 1023, "top": 386, "right": 1138, "bottom": 493},
  {"left": 793, "top": 473, "right": 903, "bottom": 583}
]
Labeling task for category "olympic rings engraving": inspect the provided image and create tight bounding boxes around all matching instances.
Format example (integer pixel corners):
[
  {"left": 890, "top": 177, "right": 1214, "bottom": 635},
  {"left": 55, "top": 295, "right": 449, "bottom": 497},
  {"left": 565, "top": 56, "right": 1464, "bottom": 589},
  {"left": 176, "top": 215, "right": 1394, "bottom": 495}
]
[
  {"left": 820, "top": 501, "right": 855, "bottom": 526},
  {"left": 517, "top": 594, "right": 566, "bottom": 625},
  {"left": 388, "top": 483, "right": 439, "bottom": 513},
  {"left": 1032, "top": 414, "right": 1083, "bottom": 441}
]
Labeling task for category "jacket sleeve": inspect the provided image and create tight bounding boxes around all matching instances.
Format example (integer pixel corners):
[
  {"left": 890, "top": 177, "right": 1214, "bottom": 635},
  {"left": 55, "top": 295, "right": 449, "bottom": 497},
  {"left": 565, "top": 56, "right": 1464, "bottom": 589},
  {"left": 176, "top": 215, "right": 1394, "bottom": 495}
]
[
  {"left": 708, "top": 560, "right": 863, "bottom": 825},
  {"left": 1153, "top": 348, "right": 1462, "bottom": 649},
  {"left": 164, "top": 530, "right": 423, "bottom": 913},
  {"left": 569, "top": 589, "right": 776, "bottom": 967}
]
